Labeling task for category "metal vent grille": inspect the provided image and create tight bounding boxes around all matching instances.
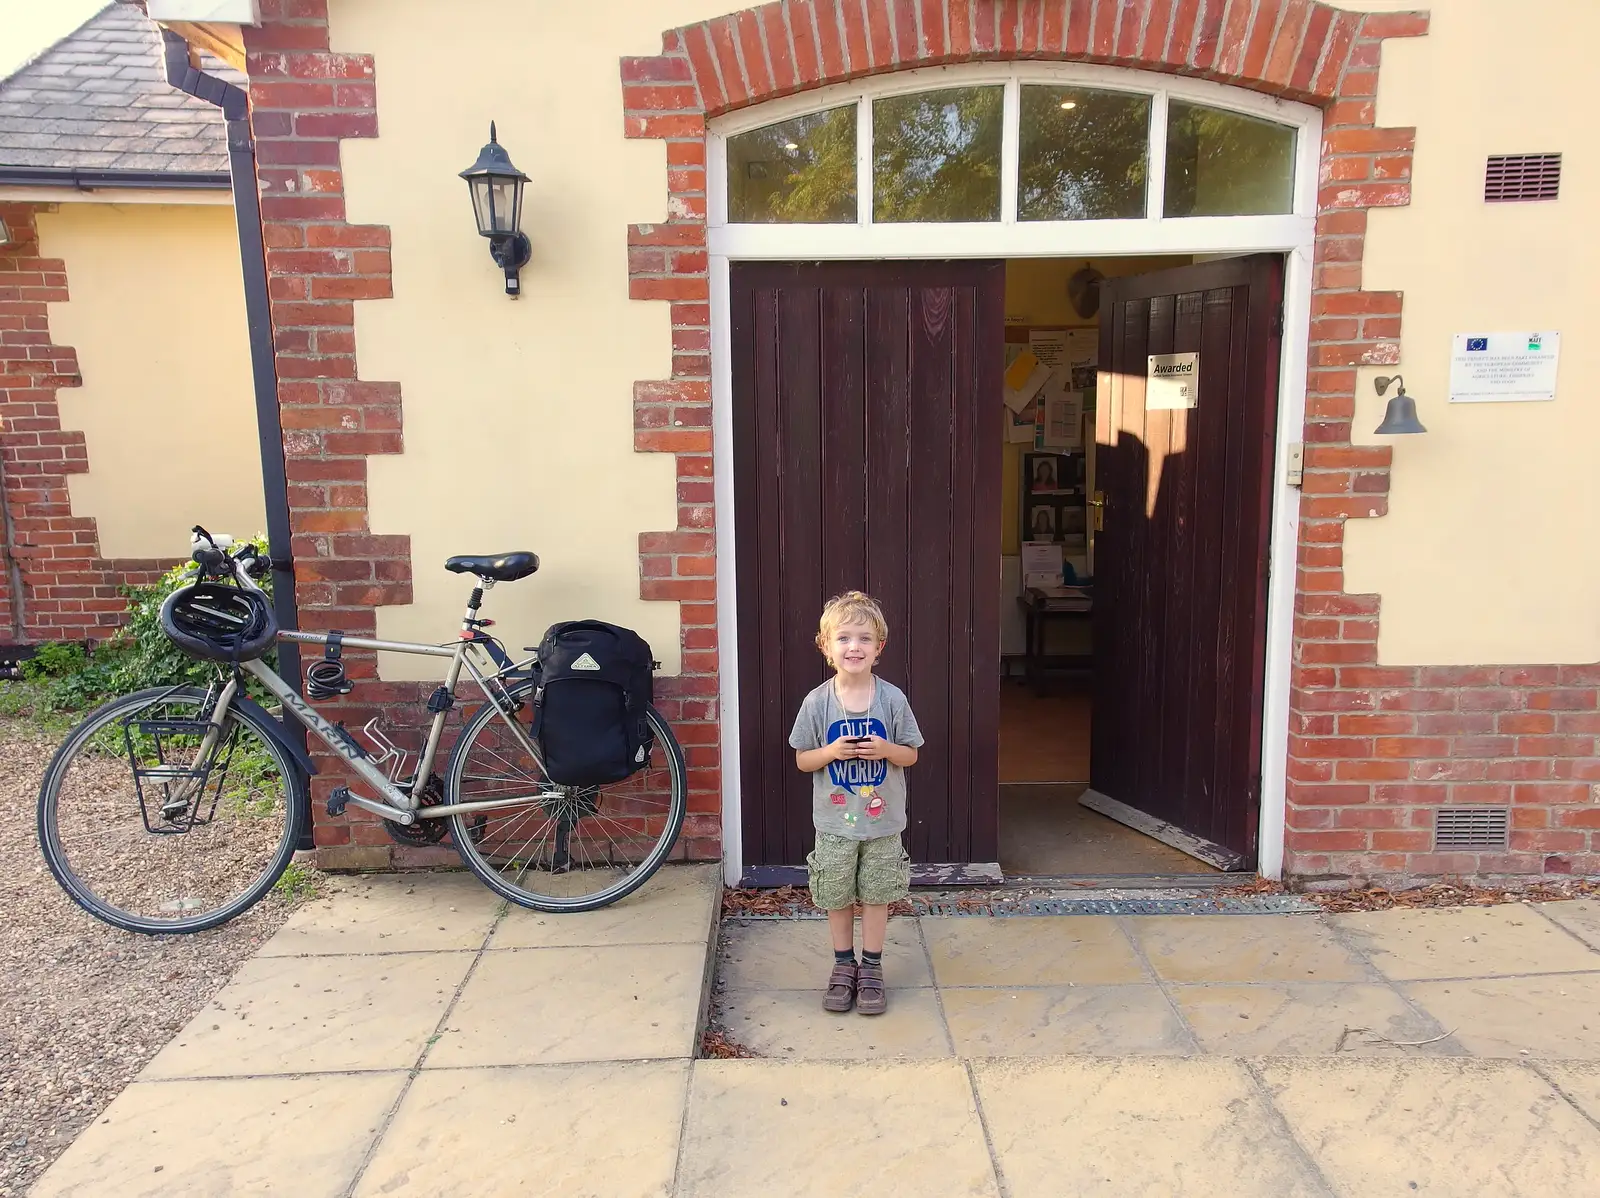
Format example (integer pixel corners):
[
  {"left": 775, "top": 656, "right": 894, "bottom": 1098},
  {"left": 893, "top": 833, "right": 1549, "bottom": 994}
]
[
  {"left": 1485, "top": 154, "right": 1562, "bottom": 202},
  {"left": 1435, "top": 807, "right": 1510, "bottom": 851}
]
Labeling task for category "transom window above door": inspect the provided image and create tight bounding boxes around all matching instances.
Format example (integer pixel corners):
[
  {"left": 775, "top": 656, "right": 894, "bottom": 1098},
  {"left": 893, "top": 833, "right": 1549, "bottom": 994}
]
[{"left": 714, "top": 65, "right": 1311, "bottom": 233}]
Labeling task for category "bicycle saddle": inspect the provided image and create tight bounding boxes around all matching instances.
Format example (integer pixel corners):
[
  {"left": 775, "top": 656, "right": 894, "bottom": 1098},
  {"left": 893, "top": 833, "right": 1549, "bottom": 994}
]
[{"left": 444, "top": 552, "right": 539, "bottom": 582}]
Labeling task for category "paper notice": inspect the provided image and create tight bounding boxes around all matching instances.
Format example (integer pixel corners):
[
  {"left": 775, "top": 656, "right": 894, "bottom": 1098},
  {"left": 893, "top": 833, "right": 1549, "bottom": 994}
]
[{"left": 1028, "top": 329, "right": 1068, "bottom": 370}]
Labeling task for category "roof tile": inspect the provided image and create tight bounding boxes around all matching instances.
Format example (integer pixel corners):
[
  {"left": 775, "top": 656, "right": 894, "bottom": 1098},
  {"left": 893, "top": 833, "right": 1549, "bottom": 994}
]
[{"left": 0, "top": 3, "right": 236, "bottom": 179}]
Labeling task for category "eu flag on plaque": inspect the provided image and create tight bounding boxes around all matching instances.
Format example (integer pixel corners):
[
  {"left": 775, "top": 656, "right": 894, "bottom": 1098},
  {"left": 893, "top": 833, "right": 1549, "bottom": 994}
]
[{"left": 1466, "top": 337, "right": 1489, "bottom": 351}]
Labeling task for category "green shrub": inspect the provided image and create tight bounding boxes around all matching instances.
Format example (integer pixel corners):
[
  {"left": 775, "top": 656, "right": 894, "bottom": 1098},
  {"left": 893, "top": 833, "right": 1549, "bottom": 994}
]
[{"left": 4, "top": 536, "right": 276, "bottom": 719}]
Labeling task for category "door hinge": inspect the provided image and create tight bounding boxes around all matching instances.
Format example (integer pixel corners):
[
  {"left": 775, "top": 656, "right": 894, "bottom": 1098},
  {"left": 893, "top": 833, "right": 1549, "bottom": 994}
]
[{"left": 1271, "top": 301, "right": 1284, "bottom": 337}]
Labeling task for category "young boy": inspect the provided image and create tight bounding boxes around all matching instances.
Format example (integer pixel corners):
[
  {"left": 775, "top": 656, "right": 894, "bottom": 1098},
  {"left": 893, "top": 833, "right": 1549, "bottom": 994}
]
[{"left": 790, "top": 592, "right": 923, "bottom": 1016}]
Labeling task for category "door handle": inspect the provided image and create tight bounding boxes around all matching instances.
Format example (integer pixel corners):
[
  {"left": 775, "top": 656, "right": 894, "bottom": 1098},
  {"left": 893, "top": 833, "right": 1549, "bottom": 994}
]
[{"left": 1089, "top": 491, "right": 1105, "bottom": 532}]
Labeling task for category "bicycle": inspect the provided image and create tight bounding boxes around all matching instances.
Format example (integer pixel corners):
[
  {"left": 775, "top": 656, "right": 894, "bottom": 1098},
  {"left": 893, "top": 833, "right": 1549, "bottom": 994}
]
[{"left": 36, "top": 528, "right": 687, "bottom": 934}]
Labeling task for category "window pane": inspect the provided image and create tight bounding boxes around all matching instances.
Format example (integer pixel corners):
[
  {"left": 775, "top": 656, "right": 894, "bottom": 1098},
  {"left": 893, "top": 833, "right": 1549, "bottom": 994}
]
[
  {"left": 1163, "top": 101, "right": 1296, "bottom": 217},
  {"left": 873, "top": 86, "right": 1004, "bottom": 222},
  {"left": 1018, "top": 86, "right": 1150, "bottom": 221},
  {"left": 726, "top": 106, "right": 857, "bottom": 223}
]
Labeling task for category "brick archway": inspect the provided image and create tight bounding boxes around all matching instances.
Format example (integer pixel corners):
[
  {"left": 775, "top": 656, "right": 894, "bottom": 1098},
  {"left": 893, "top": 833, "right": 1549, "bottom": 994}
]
[{"left": 615, "top": 0, "right": 1464, "bottom": 884}]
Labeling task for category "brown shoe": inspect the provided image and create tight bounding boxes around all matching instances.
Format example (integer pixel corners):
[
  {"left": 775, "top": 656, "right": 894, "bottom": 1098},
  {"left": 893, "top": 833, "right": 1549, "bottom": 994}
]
[
  {"left": 855, "top": 961, "right": 886, "bottom": 1015},
  {"left": 823, "top": 961, "right": 858, "bottom": 1013}
]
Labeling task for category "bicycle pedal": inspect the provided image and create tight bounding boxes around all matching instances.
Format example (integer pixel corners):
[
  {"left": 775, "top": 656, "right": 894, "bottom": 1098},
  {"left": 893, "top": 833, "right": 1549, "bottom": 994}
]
[{"left": 326, "top": 786, "right": 351, "bottom": 817}]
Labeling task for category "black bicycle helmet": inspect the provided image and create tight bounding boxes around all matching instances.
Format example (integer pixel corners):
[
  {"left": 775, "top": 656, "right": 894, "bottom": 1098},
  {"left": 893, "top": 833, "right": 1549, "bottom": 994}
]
[{"left": 160, "top": 582, "right": 277, "bottom": 663}]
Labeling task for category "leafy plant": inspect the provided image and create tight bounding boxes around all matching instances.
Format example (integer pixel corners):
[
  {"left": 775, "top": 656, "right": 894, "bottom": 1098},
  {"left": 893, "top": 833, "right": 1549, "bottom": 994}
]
[
  {"left": 272, "top": 860, "right": 323, "bottom": 903},
  {"left": 1, "top": 535, "right": 276, "bottom": 721}
]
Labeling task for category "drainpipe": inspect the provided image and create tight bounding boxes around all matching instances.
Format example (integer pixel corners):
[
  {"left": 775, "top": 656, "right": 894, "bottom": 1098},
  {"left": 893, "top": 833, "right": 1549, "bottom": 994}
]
[{"left": 162, "top": 30, "right": 313, "bottom": 848}]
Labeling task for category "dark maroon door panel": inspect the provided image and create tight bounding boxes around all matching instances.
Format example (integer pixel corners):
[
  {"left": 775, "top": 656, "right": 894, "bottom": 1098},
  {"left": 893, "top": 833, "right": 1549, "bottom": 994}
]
[
  {"left": 1090, "top": 254, "right": 1284, "bottom": 863},
  {"left": 732, "top": 261, "right": 1005, "bottom": 869}
]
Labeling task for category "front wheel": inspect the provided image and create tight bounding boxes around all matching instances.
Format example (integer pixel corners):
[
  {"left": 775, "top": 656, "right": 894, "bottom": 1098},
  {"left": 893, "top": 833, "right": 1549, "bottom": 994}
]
[
  {"left": 37, "top": 685, "right": 308, "bottom": 934},
  {"left": 445, "top": 681, "right": 687, "bottom": 912}
]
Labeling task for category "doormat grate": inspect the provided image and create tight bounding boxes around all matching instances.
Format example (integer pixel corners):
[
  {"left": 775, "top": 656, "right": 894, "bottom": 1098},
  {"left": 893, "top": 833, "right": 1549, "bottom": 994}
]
[{"left": 729, "top": 891, "right": 1318, "bottom": 919}]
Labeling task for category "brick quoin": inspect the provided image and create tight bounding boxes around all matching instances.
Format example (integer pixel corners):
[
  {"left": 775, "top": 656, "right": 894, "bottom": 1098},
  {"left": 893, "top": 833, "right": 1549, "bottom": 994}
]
[
  {"left": 235, "top": 0, "right": 1597, "bottom": 881},
  {"left": 0, "top": 204, "right": 171, "bottom": 650}
]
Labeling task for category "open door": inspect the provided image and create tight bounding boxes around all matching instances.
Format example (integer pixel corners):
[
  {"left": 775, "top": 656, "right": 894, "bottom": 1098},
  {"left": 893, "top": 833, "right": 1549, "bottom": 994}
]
[
  {"left": 731, "top": 260, "right": 1004, "bottom": 883},
  {"left": 1086, "top": 254, "right": 1284, "bottom": 871}
]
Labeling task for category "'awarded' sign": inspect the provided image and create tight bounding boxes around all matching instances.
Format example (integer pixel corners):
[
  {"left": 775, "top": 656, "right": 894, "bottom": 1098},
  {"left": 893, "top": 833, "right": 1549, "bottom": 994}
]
[{"left": 1147, "top": 352, "right": 1199, "bottom": 410}]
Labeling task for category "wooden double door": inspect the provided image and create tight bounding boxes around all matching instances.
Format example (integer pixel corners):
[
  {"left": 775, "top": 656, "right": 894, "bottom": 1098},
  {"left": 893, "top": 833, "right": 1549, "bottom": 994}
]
[
  {"left": 731, "top": 261, "right": 1005, "bottom": 873},
  {"left": 731, "top": 255, "right": 1282, "bottom": 876}
]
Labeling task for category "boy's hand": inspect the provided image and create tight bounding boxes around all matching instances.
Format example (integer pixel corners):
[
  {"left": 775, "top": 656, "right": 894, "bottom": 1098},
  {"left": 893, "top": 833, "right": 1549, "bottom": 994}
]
[
  {"left": 829, "top": 736, "right": 864, "bottom": 761},
  {"left": 853, "top": 735, "right": 892, "bottom": 760}
]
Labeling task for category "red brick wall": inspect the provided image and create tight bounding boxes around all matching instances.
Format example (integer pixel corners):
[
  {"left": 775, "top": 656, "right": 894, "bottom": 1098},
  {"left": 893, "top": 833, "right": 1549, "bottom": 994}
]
[
  {"left": 0, "top": 203, "right": 169, "bottom": 649},
  {"left": 236, "top": 0, "right": 1599, "bottom": 882}
]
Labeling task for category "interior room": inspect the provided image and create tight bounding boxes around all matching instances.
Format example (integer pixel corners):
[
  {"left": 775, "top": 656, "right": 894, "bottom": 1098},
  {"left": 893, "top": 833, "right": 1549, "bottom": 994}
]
[{"left": 996, "top": 254, "right": 1223, "bottom": 881}]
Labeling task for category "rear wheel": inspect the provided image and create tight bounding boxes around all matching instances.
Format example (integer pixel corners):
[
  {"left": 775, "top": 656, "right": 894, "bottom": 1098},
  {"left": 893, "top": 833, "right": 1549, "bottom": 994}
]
[
  {"left": 444, "top": 680, "right": 687, "bottom": 912},
  {"left": 37, "top": 685, "right": 306, "bottom": 934}
]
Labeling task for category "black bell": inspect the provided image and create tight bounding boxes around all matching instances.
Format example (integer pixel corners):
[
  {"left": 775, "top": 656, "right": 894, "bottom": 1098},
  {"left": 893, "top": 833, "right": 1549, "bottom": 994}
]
[{"left": 1373, "top": 376, "right": 1426, "bottom": 435}]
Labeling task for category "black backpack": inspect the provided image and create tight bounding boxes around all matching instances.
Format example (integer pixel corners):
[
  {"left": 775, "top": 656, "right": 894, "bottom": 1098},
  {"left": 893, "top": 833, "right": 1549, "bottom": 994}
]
[{"left": 531, "top": 620, "right": 655, "bottom": 786}]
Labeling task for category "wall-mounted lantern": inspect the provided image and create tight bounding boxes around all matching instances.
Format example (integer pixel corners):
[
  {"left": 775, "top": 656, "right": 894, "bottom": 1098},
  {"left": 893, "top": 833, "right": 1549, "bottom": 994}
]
[
  {"left": 1373, "top": 375, "right": 1427, "bottom": 435},
  {"left": 459, "top": 122, "right": 531, "bottom": 298}
]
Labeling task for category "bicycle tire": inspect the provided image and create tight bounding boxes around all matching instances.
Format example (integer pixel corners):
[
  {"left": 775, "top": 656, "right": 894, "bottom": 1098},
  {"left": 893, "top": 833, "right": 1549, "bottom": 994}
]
[
  {"left": 445, "top": 680, "right": 687, "bottom": 913},
  {"left": 37, "top": 685, "right": 308, "bottom": 935}
]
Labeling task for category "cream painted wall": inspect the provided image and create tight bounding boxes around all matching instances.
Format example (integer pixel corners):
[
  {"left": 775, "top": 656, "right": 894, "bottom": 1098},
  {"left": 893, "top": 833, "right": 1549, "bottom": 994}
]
[
  {"left": 1338, "top": 0, "right": 1598, "bottom": 664},
  {"left": 328, "top": 0, "right": 740, "bottom": 678},
  {"left": 40, "top": 202, "right": 266, "bottom": 561}
]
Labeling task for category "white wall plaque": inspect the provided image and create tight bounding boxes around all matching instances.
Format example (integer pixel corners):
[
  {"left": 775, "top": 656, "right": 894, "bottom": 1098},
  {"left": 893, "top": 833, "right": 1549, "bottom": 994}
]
[
  {"left": 1147, "top": 352, "right": 1199, "bottom": 410},
  {"left": 1448, "top": 332, "right": 1561, "bottom": 403}
]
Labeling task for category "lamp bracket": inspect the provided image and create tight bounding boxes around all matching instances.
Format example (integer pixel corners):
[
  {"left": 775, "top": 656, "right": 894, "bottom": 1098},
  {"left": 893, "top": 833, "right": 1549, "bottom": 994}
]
[{"left": 489, "top": 233, "right": 532, "bottom": 298}]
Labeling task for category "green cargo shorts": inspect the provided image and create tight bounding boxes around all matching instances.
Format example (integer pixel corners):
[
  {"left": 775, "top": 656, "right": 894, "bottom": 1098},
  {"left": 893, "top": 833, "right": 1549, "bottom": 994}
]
[{"left": 806, "top": 832, "right": 911, "bottom": 910}]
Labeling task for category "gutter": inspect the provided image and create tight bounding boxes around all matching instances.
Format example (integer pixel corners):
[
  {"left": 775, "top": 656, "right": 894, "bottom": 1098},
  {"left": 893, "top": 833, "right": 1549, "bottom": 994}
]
[
  {"left": 161, "top": 28, "right": 313, "bottom": 848},
  {"left": 0, "top": 166, "right": 230, "bottom": 190}
]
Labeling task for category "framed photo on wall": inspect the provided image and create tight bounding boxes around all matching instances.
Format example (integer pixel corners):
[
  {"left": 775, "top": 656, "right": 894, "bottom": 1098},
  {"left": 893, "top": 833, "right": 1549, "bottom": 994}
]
[{"left": 1021, "top": 451, "right": 1087, "bottom": 548}]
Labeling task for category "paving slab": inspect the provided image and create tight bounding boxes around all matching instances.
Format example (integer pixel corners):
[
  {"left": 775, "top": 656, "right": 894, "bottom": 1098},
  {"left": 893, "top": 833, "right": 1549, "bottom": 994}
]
[
  {"left": 718, "top": 984, "right": 951, "bottom": 1058},
  {"left": 424, "top": 942, "right": 706, "bottom": 1067},
  {"left": 355, "top": 1061, "right": 688, "bottom": 1198},
  {"left": 141, "top": 950, "right": 473, "bottom": 1079},
  {"left": 1257, "top": 1057, "right": 1600, "bottom": 1196},
  {"left": 1536, "top": 1061, "right": 1600, "bottom": 1122},
  {"left": 1403, "top": 973, "right": 1600, "bottom": 1058},
  {"left": 31, "top": 1072, "right": 406, "bottom": 1198},
  {"left": 1127, "top": 914, "right": 1371, "bottom": 983},
  {"left": 256, "top": 871, "right": 503, "bottom": 957},
  {"left": 972, "top": 1057, "right": 1328, "bottom": 1197},
  {"left": 717, "top": 917, "right": 932, "bottom": 990},
  {"left": 677, "top": 1059, "right": 998, "bottom": 1197},
  {"left": 1535, "top": 898, "right": 1600, "bottom": 952},
  {"left": 490, "top": 863, "right": 719, "bottom": 949},
  {"left": 1332, "top": 904, "right": 1600, "bottom": 981},
  {"left": 942, "top": 984, "right": 1191, "bottom": 1057},
  {"left": 923, "top": 915, "right": 1145, "bottom": 986},
  {"left": 1171, "top": 981, "right": 1457, "bottom": 1057}
]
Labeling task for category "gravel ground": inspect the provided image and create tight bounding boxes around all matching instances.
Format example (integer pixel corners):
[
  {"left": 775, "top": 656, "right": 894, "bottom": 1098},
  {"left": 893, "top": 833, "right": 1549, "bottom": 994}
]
[{"left": 0, "top": 719, "right": 307, "bottom": 1197}]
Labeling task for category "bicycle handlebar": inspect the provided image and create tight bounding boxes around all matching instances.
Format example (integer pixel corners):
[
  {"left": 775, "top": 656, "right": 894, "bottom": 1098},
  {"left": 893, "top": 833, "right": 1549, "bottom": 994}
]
[{"left": 188, "top": 525, "right": 272, "bottom": 590}]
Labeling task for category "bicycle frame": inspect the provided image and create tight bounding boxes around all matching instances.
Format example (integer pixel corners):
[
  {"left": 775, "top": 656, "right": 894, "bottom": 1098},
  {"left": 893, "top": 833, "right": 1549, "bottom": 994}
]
[{"left": 199, "top": 561, "right": 553, "bottom": 828}]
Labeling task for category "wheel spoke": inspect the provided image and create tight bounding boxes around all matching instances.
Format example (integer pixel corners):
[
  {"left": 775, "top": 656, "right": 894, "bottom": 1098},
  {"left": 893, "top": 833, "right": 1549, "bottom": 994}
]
[
  {"left": 446, "top": 695, "right": 685, "bottom": 910},
  {"left": 39, "top": 689, "right": 302, "bottom": 934}
]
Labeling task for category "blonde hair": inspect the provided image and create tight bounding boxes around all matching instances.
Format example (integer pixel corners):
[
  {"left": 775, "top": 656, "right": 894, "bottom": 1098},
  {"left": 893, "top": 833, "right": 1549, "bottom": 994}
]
[{"left": 815, "top": 591, "right": 889, "bottom": 664}]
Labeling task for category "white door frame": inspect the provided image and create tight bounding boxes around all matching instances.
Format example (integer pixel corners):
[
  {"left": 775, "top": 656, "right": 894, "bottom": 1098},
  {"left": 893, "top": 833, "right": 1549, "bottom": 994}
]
[{"left": 706, "top": 63, "right": 1319, "bottom": 884}]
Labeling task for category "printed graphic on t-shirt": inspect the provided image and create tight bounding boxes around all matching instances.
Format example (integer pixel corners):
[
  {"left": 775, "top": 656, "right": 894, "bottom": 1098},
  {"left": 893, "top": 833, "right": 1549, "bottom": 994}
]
[{"left": 827, "top": 716, "right": 887, "bottom": 795}]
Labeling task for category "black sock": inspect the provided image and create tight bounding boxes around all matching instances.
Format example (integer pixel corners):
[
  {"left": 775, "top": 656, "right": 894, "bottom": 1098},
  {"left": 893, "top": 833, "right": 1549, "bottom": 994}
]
[
  {"left": 834, "top": 948, "right": 857, "bottom": 966},
  {"left": 862, "top": 949, "right": 882, "bottom": 967}
]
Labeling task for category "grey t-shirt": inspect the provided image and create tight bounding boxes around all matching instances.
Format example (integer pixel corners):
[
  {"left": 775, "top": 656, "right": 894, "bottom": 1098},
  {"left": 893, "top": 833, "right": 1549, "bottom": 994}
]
[{"left": 789, "top": 677, "right": 924, "bottom": 840}]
